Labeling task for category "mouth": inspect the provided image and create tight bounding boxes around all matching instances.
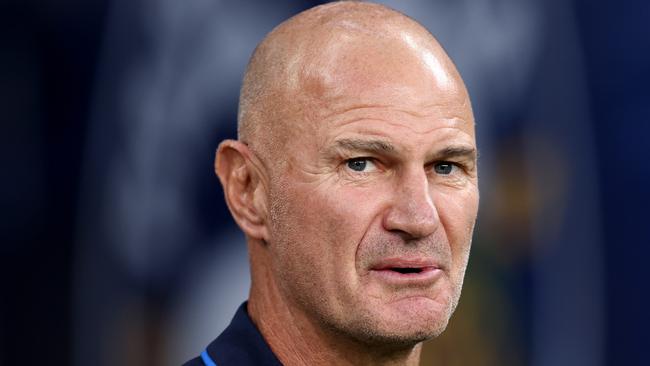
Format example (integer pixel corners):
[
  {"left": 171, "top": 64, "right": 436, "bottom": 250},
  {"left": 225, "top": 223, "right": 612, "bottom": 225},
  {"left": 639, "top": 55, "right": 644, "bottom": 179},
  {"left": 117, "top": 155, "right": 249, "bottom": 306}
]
[
  {"left": 369, "top": 258, "right": 443, "bottom": 285},
  {"left": 373, "top": 265, "right": 438, "bottom": 276},
  {"left": 387, "top": 267, "right": 427, "bottom": 274}
]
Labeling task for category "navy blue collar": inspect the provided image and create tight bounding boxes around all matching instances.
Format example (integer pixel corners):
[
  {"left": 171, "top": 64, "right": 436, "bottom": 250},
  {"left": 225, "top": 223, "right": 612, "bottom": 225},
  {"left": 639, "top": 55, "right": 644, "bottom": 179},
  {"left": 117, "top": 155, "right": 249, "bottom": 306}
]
[{"left": 185, "top": 302, "right": 282, "bottom": 366}]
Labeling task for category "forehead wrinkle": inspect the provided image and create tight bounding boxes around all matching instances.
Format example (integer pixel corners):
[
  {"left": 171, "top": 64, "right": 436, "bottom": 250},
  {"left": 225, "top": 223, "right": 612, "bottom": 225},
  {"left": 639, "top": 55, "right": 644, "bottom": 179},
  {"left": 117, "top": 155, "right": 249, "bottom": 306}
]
[{"left": 325, "top": 114, "right": 474, "bottom": 139}]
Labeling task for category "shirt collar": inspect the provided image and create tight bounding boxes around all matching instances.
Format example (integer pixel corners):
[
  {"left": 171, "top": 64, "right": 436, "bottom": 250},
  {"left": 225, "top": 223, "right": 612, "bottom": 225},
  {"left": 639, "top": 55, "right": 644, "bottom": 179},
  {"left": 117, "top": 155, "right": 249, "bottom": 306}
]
[{"left": 204, "top": 301, "right": 282, "bottom": 366}]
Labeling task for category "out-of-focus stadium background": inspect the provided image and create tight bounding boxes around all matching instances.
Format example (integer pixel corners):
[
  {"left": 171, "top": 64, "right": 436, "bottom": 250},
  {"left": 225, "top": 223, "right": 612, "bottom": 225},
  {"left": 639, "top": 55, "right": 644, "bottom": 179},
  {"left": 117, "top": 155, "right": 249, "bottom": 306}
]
[{"left": 1, "top": 0, "right": 648, "bottom": 365}]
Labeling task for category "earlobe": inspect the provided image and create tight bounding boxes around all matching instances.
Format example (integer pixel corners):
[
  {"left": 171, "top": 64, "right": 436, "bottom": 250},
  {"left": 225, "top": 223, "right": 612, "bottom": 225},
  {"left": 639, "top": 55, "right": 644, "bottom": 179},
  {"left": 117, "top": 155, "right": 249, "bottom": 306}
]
[{"left": 215, "top": 140, "right": 270, "bottom": 241}]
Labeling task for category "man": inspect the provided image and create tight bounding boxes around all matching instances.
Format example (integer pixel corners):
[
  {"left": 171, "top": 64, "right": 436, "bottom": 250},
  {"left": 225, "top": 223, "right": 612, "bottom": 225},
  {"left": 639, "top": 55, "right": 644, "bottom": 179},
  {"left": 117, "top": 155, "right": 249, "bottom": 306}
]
[{"left": 185, "top": 1, "right": 478, "bottom": 365}]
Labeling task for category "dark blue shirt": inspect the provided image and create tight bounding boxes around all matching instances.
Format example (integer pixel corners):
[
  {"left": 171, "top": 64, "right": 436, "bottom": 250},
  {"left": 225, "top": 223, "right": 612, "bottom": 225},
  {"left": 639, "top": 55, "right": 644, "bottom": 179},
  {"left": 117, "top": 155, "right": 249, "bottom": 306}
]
[{"left": 183, "top": 302, "right": 282, "bottom": 366}]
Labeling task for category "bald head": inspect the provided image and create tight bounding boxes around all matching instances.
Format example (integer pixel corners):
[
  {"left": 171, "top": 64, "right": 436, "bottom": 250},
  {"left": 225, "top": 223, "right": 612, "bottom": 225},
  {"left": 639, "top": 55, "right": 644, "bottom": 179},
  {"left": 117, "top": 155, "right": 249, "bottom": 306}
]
[
  {"left": 216, "top": 4, "right": 479, "bottom": 361},
  {"left": 238, "top": 1, "right": 470, "bottom": 166}
]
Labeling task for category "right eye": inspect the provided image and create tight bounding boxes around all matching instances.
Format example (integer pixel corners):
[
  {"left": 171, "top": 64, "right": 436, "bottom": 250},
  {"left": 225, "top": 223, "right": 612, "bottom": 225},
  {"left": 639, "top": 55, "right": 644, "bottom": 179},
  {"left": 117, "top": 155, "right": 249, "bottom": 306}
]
[{"left": 346, "top": 158, "right": 377, "bottom": 172}]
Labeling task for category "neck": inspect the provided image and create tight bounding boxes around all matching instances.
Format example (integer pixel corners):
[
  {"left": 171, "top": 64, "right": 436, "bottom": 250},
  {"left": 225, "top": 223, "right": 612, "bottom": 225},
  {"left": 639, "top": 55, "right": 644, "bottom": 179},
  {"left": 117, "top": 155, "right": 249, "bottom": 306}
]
[{"left": 247, "top": 242, "right": 423, "bottom": 366}]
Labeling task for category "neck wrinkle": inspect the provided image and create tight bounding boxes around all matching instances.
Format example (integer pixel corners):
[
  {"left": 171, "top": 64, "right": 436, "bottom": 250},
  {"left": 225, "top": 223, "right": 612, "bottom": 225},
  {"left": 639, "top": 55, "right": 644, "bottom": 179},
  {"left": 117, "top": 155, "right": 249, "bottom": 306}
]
[{"left": 247, "top": 241, "right": 423, "bottom": 366}]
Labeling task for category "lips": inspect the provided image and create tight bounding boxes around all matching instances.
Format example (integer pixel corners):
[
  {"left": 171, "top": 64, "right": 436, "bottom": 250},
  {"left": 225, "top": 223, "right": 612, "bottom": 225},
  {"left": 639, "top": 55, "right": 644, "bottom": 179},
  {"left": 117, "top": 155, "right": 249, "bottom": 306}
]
[
  {"left": 371, "top": 258, "right": 439, "bottom": 272},
  {"left": 369, "top": 258, "right": 443, "bottom": 285}
]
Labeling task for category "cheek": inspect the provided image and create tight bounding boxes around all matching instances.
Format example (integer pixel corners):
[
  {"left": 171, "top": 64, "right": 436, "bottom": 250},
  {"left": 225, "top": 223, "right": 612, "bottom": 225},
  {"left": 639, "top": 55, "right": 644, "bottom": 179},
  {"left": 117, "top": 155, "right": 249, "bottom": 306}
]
[
  {"left": 434, "top": 188, "right": 479, "bottom": 265},
  {"left": 268, "top": 181, "right": 377, "bottom": 281}
]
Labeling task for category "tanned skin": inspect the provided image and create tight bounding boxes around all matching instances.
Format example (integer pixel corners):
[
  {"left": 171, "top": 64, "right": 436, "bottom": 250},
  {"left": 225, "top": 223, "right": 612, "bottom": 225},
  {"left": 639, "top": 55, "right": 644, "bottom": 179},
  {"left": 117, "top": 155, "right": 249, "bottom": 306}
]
[{"left": 215, "top": 2, "right": 478, "bottom": 365}]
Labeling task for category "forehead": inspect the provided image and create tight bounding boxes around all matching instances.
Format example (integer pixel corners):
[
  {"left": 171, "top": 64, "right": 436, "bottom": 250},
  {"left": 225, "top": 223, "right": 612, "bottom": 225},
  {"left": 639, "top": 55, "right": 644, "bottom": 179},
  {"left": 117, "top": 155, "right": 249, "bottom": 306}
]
[
  {"left": 290, "top": 33, "right": 474, "bottom": 145},
  {"left": 317, "top": 109, "right": 475, "bottom": 160}
]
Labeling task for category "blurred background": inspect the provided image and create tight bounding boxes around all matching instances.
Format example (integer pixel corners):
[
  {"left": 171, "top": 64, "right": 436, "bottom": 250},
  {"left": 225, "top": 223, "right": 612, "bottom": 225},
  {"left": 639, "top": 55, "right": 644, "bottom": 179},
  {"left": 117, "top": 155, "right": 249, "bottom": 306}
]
[{"left": 1, "top": 0, "right": 649, "bottom": 365}]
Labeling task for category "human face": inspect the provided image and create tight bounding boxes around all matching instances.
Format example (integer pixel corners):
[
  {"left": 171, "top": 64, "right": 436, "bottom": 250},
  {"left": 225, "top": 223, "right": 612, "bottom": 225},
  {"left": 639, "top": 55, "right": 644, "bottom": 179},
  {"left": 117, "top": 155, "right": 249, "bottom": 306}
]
[{"left": 264, "top": 37, "right": 479, "bottom": 346}]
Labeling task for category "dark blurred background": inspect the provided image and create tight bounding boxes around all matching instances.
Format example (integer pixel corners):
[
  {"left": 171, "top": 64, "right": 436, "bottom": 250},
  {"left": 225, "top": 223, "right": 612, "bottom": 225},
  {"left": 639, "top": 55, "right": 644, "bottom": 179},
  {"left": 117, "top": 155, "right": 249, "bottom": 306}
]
[{"left": 1, "top": 0, "right": 648, "bottom": 365}]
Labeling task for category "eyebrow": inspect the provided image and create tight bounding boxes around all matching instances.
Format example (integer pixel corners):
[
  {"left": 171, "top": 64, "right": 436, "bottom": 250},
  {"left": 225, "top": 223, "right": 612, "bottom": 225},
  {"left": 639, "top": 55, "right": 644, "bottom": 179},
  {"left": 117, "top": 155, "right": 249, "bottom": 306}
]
[
  {"left": 331, "top": 138, "right": 396, "bottom": 154},
  {"left": 430, "top": 146, "right": 478, "bottom": 161}
]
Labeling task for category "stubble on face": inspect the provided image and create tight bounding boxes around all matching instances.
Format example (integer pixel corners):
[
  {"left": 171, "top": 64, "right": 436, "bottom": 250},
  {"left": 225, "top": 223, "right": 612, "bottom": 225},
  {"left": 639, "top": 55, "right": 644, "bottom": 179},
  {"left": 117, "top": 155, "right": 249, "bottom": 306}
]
[
  {"left": 264, "top": 112, "right": 477, "bottom": 348},
  {"left": 267, "top": 181, "right": 473, "bottom": 347}
]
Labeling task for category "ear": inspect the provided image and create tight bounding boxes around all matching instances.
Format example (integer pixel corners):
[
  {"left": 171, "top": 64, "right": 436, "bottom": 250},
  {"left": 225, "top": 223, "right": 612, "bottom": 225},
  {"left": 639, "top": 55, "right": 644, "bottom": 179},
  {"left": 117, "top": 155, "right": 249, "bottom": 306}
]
[{"left": 215, "top": 140, "right": 270, "bottom": 241}]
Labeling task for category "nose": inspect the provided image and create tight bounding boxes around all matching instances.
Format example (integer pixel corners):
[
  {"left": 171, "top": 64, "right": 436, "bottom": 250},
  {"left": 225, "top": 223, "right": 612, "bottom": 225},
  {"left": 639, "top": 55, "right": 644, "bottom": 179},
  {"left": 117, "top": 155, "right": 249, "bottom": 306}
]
[{"left": 382, "top": 168, "right": 439, "bottom": 240}]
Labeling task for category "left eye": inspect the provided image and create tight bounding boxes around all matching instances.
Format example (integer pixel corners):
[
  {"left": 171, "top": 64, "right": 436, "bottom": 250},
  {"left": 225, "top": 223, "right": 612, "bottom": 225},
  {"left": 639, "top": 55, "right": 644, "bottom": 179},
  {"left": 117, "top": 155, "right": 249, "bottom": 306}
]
[
  {"left": 434, "top": 162, "right": 455, "bottom": 175},
  {"left": 346, "top": 158, "right": 376, "bottom": 172}
]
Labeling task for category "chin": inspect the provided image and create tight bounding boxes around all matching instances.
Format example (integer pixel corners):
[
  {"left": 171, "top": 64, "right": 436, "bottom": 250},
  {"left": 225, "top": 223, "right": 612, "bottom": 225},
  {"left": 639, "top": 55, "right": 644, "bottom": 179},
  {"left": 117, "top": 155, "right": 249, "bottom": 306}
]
[
  {"left": 345, "top": 295, "right": 456, "bottom": 347},
  {"left": 352, "top": 321, "right": 446, "bottom": 349},
  {"left": 390, "top": 297, "right": 453, "bottom": 337}
]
